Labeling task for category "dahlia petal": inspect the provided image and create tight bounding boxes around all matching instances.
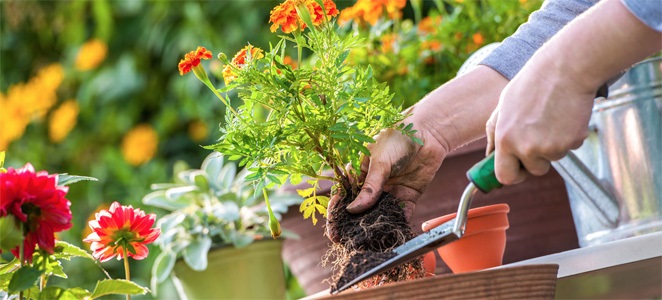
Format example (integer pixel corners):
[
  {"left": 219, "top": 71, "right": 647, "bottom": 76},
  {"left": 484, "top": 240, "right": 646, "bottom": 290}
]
[{"left": 128, "top": 243, "right": 149, "bottom": 260}]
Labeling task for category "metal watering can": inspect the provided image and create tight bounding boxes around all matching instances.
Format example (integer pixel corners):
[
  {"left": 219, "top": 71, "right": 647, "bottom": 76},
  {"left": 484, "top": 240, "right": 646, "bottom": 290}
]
[{"left": 553, "top": 56, "right": 662, "bottom": 247}]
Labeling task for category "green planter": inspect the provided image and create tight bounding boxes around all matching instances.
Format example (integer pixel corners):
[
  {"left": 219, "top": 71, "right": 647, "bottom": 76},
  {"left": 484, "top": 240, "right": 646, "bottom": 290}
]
[{"left": 172, "top": 239, "right": 286, "bottom": 299}]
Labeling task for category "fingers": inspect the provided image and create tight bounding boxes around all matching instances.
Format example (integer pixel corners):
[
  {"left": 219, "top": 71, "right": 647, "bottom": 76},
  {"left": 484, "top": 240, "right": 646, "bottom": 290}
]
[
  {"left": 346, "top": 159, "right": 390, "bottom": 214},
  {"left": 325, "top": 192, "right": 343, "bottom": 242},
  {"left": 485, "top": 108, "right": 499, "bottom": 156},
  {"left": 494, "top": 148, "right": 528, "bottom": 185}
]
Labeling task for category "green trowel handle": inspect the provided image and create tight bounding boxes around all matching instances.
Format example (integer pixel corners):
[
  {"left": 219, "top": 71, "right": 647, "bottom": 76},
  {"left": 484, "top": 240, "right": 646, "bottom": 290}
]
[{"left": 466, "top": 152, "right": 501, "bottom": 193}]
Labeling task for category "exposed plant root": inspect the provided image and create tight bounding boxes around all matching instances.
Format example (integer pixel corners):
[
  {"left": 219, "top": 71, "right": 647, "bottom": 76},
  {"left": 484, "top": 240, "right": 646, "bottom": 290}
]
[{"left": 323, "top": 192, "right": 425, "bottom": 292}]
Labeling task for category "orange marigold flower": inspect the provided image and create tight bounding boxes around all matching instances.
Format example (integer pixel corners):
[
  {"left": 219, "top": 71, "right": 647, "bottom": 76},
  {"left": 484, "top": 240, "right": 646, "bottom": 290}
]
[
  {"left": 282, "top": 55, "right": 298, "bottom": 70},
  {"left": 343, "top": 0, "right": 405, "bottom": 26},
  {"left": 421, "top": 40, "right": 442, "bottom": 52},
  {"left": 270, "top": 0, "right": 301, "bottom": 33},
  {"left": 178, "top": 46, "right": 213, "bottom": 76},
  {"left": 418, "top": 15, "right": 442, "bottom": 35},
  {"left": 380, "top": 33, "right": 397, "bottom": 53},
  {"left": 472, "top": 32, "right": 484, "bottom": 46},
  {"left": 83, "top": 201, "right": 160, "bottom": 262},
  {"left": 309, "top": 0, "right": 339, "bottom": 26},
  {"left": 269, "top": 0, "right": 338, "bottom": 33},
  {"left": 222, "top": 45, "right": 264, "bottom": 84}
]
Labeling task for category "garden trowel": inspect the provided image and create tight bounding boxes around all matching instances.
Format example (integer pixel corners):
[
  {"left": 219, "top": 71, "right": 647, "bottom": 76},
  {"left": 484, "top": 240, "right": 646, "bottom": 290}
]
[{"left": 333, "top": 152, "right": 502, "bottom": 294}]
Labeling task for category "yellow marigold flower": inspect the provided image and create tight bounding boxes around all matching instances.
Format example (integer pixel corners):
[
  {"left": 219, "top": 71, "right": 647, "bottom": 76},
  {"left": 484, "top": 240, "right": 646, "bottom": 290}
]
[
  {"left": 188, "top": 119, "right": 209, "bottom": 142},
  {"left": 75, "top": 39, "right": 108, "bottom": 71},
  {"left": 49, "top": 100, "right": 79, "bottom": 143},
  {"left": 121, "top": 124, "right": 158, "bottom": 166}
]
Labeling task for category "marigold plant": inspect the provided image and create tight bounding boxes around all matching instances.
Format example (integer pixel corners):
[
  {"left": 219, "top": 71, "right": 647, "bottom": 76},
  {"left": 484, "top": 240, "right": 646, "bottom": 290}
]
[{"left": 179, "top": 0, "right": 418, "bottom": 231}]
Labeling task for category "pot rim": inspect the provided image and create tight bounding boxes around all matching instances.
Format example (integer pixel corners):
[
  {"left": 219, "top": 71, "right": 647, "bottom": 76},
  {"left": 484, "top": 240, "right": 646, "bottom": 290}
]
[{"left": 422, "top": 203, "right": 510, "bottom": 231}]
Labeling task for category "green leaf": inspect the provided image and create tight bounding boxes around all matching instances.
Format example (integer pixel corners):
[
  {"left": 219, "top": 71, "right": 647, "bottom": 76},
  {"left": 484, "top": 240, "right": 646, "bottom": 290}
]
[
  {"left": 189, "top": 170, "right": 210, "bottom": 191},
  {"left": 0, "top": 273, "right": 13, "bottom": 291},
  {"left": 0, "top": 258, "right": 20, "bottom": 275},
  {"left": 57, "top": 174, "right": 98, "bottom": 186},
  {"left": 152, "top": 251, "right": 176, "bottom": 284},
  {"left": 39, "top": 286, "right": 90, "bottom": 300},
  {"left": 0, "top": 216, "right": 23, "bottom": 252},
  {"left": 8, "top": 266, "right": 43, "bottom": 293},
  {"left": 54, "top": 241, "right": 95, "bottom": 261},
  {"left": 353, "top": 134, "right": 375, "bottom": 144},
  {"left": 183, "top": 235, "right": 212, "bottom": 271},
  {"left": 296, "top": 188, "right": 315, "bottom": 198},
  {"left": 90, "top": 279, "right": 149, "bottom": 299},
  {"left": 142, "top": 190, "right": 190, "bottom": 211},
  {"left": 0, "top": 151, "right": 5, "bottom": 171}
]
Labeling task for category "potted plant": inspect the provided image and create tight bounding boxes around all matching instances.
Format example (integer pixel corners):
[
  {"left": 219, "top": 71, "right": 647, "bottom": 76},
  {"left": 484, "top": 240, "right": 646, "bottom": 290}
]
[
  {"left": 176, "top": 0, "right": 429, "bottom": 291},
  {"left": 143, "top": 152, "right": 301, "bottom": 299}
]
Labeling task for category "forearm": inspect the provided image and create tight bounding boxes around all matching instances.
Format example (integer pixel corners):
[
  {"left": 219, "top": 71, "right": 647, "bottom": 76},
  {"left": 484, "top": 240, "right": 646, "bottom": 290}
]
[
  {"left": 534, "top": 0, "right": 662, "bottom": 92},
  {"left": 410, "top": 65, "right": 508, "bottom": 152},
  {"left": 481, "top": 0, "right": 599, "bottom": 80}
]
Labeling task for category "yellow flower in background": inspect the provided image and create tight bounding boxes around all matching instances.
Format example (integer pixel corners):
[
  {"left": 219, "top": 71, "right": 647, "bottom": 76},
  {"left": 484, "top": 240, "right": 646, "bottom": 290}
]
[
  {"left": 34, "top": 63, "right": 64, "bottom": 92},
  {"left": 75, "top": 39, "right": 108, "bottom": 71},
  {"left": 188, "top": 119, "right": 209, "bottom": 142},
  {"left": 49, "top": 100, "right": 79, "bottom": 143},
  {"left": 0, "top": 63, "right": 64, "bottom": 149},
  {"left": 121, "top": 124, "right": 158, "bottom": 166},
  {"left": 0, "top": 94, "right": 28, "bottom": 150}
]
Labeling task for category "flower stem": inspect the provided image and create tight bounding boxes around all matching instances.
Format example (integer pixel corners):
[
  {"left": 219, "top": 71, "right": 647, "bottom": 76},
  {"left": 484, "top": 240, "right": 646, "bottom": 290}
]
[
  {"left": 18, "top": 240, "right": 24, "bottom": 300},
  {"left": 124, "top": 254, "right": 131, "bottom": 300},
  {"left": 202, "top": 79, "right": 238, "bottom": 116}
]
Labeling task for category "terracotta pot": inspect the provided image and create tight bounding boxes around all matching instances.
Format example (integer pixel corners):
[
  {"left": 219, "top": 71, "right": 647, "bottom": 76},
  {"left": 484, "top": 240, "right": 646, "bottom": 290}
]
[{"left": 422, "top": 203, "right": 510, "bottom": 273}]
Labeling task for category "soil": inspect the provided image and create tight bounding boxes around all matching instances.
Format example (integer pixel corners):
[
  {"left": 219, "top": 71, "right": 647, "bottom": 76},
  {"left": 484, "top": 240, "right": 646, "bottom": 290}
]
[{"left": 324, "top": 192, "right": 425, "bottom": 292}]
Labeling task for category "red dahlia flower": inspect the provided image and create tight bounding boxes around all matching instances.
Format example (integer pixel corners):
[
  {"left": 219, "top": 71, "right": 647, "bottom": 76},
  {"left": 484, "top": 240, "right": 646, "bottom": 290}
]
[
  {"left": 84, "top": 201, "right": 160, "bottom": 262},
  {"left": 0, "top": 163, "right": 72, "bottom": 262}
]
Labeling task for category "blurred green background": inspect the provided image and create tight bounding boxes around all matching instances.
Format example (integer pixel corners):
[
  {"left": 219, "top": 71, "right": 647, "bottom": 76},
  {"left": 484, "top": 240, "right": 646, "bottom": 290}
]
[{"left": 0, "top": 0, "right": 541, "bottom": 298}]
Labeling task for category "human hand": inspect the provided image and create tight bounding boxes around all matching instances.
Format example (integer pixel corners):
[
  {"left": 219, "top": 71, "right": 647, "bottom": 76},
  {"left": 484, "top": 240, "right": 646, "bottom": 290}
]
[
  {"left": 325, "top": 110, "right": 449, "bottom": 242},
  {"left": 486, "top": 59, "right": 595, "bottom": 185}
]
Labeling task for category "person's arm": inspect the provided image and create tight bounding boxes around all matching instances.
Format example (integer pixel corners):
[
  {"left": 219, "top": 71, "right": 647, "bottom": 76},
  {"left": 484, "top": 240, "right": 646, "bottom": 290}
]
[
  {"left": 489, "top": 0, "right": 662, "bottom": 185},
  {"left": 481, "top": 0, "right": 599, "bottom": 80},
  {"left": 327, "top": 0, "right": 603, "bottom": 227}
]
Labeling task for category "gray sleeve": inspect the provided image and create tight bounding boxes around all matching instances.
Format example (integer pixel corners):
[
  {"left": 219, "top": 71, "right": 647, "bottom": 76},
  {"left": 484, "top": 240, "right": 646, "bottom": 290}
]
[
  {"left": 479, "top": 0, "right": 599, "bottom": 80},
  {"left": 621, "top": 0, "right": 662, "bottom": 32}
]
